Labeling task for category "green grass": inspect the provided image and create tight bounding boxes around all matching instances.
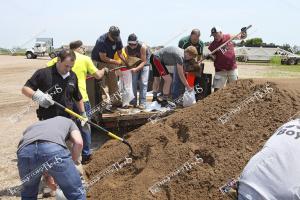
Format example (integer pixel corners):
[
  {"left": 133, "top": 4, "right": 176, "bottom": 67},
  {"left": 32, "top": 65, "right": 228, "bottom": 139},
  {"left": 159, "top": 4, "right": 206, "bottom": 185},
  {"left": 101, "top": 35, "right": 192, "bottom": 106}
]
[
  {"left": 270, "top": 56, "right": 281, "bottom": 66},
  {"left": 270, "top": 65, "right": 300, "bottom": 73}
]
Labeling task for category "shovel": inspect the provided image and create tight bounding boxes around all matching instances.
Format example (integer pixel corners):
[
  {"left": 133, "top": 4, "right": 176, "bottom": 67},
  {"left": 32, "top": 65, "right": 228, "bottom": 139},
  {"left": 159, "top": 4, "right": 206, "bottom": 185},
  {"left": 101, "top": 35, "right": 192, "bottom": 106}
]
[{"left": 53, "top": 101, "right": 135, "bottom": 157}]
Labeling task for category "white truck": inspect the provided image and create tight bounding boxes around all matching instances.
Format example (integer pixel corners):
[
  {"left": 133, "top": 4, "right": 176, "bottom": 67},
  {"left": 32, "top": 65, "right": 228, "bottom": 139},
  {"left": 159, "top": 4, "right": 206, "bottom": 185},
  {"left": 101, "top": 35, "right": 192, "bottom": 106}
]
[
  {"left": 235, "top": 47, "right": 300, "bottom": 65},
  {"left": 25, "top": 38, "right": 58, "bottom": 59}
]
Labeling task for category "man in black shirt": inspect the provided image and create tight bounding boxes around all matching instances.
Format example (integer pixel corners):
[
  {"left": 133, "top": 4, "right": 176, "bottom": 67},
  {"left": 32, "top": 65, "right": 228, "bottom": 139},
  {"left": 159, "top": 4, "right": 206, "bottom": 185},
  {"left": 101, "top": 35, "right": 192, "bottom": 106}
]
[
  {"left": 91, "top": 26, "right": 127, "bottom": 108},
  {"left": 22, "top": 49, "right": 85, "bottom": 120}
]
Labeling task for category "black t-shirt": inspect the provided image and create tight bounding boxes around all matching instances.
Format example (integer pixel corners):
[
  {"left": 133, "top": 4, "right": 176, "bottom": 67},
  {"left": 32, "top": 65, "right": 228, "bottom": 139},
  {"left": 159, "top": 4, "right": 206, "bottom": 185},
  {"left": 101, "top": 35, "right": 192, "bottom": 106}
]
[
  {"left": 24, "top": 65, "right": 82, "bottom": 120},
  {"left": 91, "top": 33, "right": 123, "bottom": 62}
]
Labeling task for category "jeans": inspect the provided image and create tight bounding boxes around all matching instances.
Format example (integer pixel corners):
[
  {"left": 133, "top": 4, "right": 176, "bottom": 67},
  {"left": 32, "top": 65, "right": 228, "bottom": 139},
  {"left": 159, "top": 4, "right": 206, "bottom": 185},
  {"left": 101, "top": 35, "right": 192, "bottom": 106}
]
[
  {"left": 80, "top": 101, "right": 92, "bottom": 157},
  {"left": 131, "top": 65, "right": 150, "bottom": 106},
  {"left": 172, "top": 65, "right": 185, "bottom": 100},
  {"left": 17, "top": 142, "right": 85, "bottom": 200}
]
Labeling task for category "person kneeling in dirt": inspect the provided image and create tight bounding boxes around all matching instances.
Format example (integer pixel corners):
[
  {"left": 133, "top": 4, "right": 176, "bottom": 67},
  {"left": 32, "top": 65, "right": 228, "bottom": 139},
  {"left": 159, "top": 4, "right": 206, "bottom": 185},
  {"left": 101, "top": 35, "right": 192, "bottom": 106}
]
[
  {"left": 150, "top": 46, "right": 200, "bottom": 107},
  {"left": 17, "top": 116, "right": 86, "bottom": 199},
  {"left": 237, "top": 117, "right": 300, "bottom": 199},
  {"left": 208, "top": 26, "right": 247, "bottom": 92}
]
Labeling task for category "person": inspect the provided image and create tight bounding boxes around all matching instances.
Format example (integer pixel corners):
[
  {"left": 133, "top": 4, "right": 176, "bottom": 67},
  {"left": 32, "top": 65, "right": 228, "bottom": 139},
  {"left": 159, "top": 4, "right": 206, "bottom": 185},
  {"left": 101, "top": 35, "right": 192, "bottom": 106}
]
[
  {"left": 208, "top": 26, "right": 247, "bottom": 92},
  {"left": 16, "top": 116, "right": 86, "bottom": 199},
  {"left": 22, "top": 49, "right": 85, "bottom": 197},
  {"left": 178, "top": 29, "right": 204, "bottom": 99},
  {"left": 179, "top": 29, "right": 204, "bottom": 61},
  {"left": 22, "top": 49, "right": 85, "bottom": 121},
  {"left": 150, "top": 46, "right": 198, "bottom": 107},
  {"left": 91, "top": 26, "right": 127, "bottom": 108},
  {"left": 125, "top": 33, "right": 151, "bottom": 109},
  {"left": 47, "top": 40, "right": 107, "bottom": 164},
  {"left": 238, "top": 117, "right": 300, "bottom": 199}
]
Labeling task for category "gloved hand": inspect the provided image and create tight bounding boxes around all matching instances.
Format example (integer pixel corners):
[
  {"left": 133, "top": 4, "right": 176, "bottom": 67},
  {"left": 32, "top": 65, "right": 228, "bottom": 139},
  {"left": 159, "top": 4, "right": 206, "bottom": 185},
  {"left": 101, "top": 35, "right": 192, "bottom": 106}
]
[
  {"left": 241, "top": 26, "right": 247, "bottom": 32},
  {"left": 204, "top": 54, "right": 215, "bottom": 60},
  {"left": 103, "top": 67, "right": 109, "bottom": 74},
  {"left": 80, "top": 111, "right": 91, "bottom": 133},
  {"left": 32, "top": 89, "right": 54, "bottom": 108},
  {"left": 241, "top": 27, "right": 247, "bottom": 39},
  {"left": 80, "top": 111, "right": 88, "bottom": 127}
]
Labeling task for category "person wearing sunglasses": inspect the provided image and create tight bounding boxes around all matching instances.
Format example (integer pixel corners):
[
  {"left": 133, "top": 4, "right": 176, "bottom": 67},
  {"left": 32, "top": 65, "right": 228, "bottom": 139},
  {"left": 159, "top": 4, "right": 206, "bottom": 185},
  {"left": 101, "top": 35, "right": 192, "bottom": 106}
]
[{"left": 125, "top": 33, "right": 151, "bottom": 109}]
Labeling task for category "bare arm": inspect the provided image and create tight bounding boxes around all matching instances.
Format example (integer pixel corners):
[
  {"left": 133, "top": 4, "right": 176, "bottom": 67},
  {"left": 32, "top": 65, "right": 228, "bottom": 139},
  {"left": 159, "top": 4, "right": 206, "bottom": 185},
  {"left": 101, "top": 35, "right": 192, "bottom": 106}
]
[
  {"left": 69, "top": 130, "right": 83, "bottom": 162},
  {"left": 117, "top": 50, "right": 128, "bottom": 66},
  {"left": 99, "top": 52, "right": 121, "bottom": 65},
  {"left": 76, "top": 99, "right": 85, "bottom": 113},
  {"left": 22, "top": 86, "right": 35, "bottom": 98},
  {"left": 231, "top": 32, "right": 247, "bottom": 40},
  {"left": 176, "top": 64, "right": 190, "bottom": 88},
  {"left": 133, "top": 45, "right": 147, "bottom": 72},
  {"left": 93, "top": 69, "right": 105, "bottom": 79}
]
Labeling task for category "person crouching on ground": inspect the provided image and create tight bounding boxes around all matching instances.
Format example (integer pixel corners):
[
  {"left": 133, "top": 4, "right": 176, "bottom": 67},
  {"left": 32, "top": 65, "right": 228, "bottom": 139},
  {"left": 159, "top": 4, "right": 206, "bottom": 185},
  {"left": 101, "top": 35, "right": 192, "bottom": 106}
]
[{"left": 16, "top": 116, "right": 86, "bottom": 199}]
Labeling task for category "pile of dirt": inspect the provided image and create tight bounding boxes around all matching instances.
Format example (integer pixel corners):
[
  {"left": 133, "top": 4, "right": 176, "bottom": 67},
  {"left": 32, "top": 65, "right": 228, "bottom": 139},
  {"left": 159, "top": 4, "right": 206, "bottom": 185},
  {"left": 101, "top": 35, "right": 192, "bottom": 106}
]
[{"left": 85, "top": 79, "right": 300, "bottom": 200}]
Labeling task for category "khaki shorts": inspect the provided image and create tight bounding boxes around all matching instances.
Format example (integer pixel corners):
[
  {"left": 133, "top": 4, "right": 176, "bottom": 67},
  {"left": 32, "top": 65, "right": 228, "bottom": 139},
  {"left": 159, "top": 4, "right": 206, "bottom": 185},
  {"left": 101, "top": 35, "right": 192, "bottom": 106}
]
[
  {"left": 93, "top": 61, "right": 122, "bottom": 106},
  {"left": 213, "top": 69, "right": 238, "bottom": 89}
]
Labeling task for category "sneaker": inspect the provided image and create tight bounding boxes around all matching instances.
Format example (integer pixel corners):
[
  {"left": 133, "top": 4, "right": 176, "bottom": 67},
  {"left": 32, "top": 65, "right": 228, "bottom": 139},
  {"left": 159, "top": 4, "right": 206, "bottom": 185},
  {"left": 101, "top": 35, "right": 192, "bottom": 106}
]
[
  {"left": 159, "top": 99, "right": 169, "bottom": 107},
  {"left": 137, "top": 104, "right": 146, "bottom": 110},
  {"left": 42, "top": 187, "right": 56, "bottom": 198},
  {"left": 82, "top": 154, "right": 92, "bottom": 165}
]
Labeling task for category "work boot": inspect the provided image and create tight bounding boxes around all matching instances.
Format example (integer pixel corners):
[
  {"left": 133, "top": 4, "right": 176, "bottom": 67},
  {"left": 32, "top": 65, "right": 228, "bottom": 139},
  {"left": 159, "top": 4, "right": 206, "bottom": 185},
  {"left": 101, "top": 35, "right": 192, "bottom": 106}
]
[
  {"left": 82, "top": 154, "right": 92, "bottom": 165},
  {"left": 152, "top": 96, "right": 158, "bottom": 102}
]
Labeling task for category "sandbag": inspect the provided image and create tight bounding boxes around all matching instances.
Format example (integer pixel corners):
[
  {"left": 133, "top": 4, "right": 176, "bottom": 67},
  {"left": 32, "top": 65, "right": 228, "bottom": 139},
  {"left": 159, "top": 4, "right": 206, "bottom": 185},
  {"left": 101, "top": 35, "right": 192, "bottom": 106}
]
[
  {"left": 119, "top": 70, "right": 134, "bottom": 107},
  {"left": 183, "top": 89, "right": 196, "bottom": 107}
]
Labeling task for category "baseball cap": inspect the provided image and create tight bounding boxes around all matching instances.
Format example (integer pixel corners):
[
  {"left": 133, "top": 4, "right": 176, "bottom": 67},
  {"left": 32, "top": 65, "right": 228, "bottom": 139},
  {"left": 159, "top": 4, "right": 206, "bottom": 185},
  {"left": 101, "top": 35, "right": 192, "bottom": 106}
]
[
  {"left": 128, "top": 33, "right": 138, "bottom": 45},
  {"left": 210, "top": 26, "right": 222, "bottom": 36},
  {"left": 109, "top": 26, "right": 120, "bottom": 40}
]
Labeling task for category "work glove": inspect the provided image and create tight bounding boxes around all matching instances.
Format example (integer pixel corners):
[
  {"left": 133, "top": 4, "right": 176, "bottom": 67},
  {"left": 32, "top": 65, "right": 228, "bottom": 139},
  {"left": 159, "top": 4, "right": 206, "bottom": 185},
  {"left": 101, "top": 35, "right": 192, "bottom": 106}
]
[
  {"left": 80, "top": 111, "right": 88, "bottom": 126},
  {"left": 240, "top": 27, "right": 247, "bottom": 39},
  {"left": 241, "top": 26, "right": 247, "bottom": 33},
  {"left": 32, "top": 89, "right": 54, "bottom": 108},
  {"left": 204, "top": 54, "right": 215, "bottom": 60},
  {"left": 103, "top": 67, "right": 109, "bottom": 75},
  {"left": 80, "top": 111, "right": 91, "bottom": 132}
]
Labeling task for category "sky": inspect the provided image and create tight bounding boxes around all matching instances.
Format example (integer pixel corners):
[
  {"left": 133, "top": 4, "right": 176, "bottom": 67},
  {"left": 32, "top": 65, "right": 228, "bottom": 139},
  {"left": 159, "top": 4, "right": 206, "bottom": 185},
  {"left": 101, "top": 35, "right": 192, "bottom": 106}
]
[{"left": 0, "top": 0, "right": 299, "bottom": 49}]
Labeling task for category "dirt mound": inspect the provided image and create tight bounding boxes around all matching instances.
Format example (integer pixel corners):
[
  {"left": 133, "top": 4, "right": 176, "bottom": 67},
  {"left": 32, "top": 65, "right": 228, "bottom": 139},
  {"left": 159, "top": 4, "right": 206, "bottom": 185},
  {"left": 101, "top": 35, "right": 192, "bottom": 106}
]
[{"left": 85, "top": 79, "right": 300, "bottom": 200}]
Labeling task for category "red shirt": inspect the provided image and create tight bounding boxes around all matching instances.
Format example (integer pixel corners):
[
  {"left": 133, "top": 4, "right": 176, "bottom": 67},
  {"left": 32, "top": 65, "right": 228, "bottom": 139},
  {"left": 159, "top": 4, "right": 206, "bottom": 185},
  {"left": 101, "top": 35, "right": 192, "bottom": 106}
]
[{"left": 208, "top": 34, "right": 237, "bottom": 72}]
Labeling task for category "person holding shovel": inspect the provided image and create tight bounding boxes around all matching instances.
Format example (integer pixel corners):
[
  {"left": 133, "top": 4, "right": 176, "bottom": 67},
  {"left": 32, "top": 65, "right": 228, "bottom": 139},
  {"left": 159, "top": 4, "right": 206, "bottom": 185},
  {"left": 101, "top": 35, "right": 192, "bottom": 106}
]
[
  {"left": 22, "top": 49, "right": 86, "bottom": 197},
  {"left": 47, "top": 40, "right": 108, "bottom": 165},
  {"left": 208, "top": 26, "right": 247, "bottom": 92}
]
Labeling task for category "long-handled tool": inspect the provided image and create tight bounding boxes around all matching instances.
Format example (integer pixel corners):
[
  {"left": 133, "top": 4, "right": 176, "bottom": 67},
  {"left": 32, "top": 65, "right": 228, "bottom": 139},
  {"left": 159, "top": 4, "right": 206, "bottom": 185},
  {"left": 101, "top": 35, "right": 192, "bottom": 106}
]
[
  {"left": 201, "top": 25, "right": 252, "bottom": 63},
  {"left": 53, "top": 101, "right": 135, "bottom": 156}
]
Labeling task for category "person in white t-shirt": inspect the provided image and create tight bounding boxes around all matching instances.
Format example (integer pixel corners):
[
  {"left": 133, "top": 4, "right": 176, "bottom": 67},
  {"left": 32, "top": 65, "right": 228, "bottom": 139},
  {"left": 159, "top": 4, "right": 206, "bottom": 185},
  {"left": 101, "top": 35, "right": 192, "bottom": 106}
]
[{"left": 238, "top": 118, "right": 300, "bottom": 200}]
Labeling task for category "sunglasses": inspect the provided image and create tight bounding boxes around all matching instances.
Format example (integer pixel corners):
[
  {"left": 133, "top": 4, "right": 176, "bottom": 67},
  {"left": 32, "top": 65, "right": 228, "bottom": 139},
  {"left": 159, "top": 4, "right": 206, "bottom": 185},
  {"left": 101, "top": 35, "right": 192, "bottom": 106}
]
[{"left": 128, "top": 42, "right": 138, "bottom": 46}]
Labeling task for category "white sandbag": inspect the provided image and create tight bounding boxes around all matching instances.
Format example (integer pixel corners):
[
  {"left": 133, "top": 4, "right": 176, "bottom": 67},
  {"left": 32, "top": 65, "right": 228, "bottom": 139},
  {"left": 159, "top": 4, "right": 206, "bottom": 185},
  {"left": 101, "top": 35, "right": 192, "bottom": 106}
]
[
  {"left": 119, "top": 70, "right": 134, "bottom": 107},
  {"left": 183, "top": 89, "right": 196, "bottom": 107}
]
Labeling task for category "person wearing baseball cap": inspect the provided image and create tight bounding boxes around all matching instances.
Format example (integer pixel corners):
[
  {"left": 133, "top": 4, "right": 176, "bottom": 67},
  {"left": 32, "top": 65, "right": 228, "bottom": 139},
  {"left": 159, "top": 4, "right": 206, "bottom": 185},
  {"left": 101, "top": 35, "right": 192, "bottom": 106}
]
[
  {"left": 178, "top": 29, "right": 205, "bottom": 99},
  {"left": 208, "top": 26, "right": 247, "bottom": 92},
  {"left": 125, "top": 33, "right": 151, "bottom": 109},
  {"left": 91, "top": 26, "right": 128, "bottom": 109}
]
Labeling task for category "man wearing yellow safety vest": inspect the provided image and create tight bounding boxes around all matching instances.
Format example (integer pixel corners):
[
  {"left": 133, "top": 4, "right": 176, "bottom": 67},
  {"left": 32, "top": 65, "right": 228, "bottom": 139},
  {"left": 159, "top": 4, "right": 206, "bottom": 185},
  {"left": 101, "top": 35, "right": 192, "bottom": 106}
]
[{"left": 47, "top": 40, "right": 107, "bottom": 165}]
